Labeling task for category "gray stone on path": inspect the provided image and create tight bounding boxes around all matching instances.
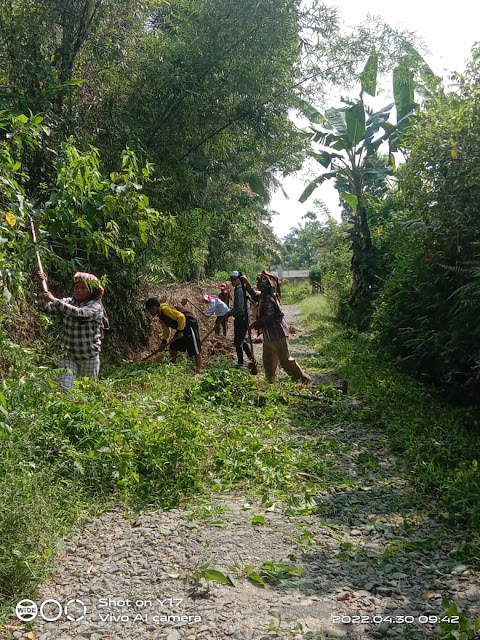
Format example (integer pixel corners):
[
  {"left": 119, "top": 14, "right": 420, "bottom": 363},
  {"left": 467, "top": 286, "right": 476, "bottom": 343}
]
[{"left": 452, "top": 564, "right": 468, "bottom": 574}]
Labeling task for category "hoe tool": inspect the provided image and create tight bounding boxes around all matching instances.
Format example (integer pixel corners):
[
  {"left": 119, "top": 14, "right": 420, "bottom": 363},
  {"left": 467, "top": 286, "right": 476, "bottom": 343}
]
[{"left": 240, "top": 276, "right": 258, "bottom": 375}]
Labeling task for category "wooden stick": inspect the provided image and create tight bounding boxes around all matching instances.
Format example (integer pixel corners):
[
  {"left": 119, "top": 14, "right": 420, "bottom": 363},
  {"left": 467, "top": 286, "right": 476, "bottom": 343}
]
[
  {"left": 200, "top": 324, "right": 217, "bottom": 344},
  {"left": 241, "top": 279, "right": 258, "bottom": 375},
  {"left": 139, "top": 343, "right": 168, "bottom": 362},
  {"left": 28, "top": 214, "right": 48, "bottom": 293},
  {"left": 184, "top": 297, "right": 205, "bottom": 316}
]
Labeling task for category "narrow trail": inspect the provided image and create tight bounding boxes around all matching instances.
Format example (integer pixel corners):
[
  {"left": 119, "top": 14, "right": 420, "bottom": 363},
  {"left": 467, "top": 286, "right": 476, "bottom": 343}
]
[{"left": 5, "top": 306, "right": 479, "bottom": 640}]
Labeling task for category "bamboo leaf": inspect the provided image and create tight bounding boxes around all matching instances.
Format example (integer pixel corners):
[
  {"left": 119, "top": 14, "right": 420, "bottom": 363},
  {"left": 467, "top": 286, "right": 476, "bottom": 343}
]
[
  {"left": 251, "top": 515, "right": 266, "bottom": 524},
  {"left": 203, "top": 569, "right": 235, "bottom": 586},
  {"left": 247, "top": 572, "right": 265, "bottom": 587}
]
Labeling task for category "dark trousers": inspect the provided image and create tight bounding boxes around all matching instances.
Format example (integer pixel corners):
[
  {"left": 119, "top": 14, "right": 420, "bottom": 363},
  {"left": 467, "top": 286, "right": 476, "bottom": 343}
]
[
  {"left": 233, "top": 316, "right": 252, "bottom": 364},
  {"left": 215, "top": 315, "right": 229, "bottom": 336}
]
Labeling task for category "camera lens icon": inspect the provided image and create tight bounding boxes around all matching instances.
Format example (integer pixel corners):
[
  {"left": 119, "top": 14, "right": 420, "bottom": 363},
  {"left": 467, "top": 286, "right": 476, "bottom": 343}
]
[
  {"left": 15, "top": 597, "right": 87, "bottom": 623},
  {"left": 15, "top": 599, "right": 38, "bottom": 622}
]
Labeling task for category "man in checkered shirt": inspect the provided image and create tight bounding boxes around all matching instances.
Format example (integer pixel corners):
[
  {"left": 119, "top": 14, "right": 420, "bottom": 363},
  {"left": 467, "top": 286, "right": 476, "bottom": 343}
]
[{"left": 40, "top": 271, "right": 107, "bottom": 390}]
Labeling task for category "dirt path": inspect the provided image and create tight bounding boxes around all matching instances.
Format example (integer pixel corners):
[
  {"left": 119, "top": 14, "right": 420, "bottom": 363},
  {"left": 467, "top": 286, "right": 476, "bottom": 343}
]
[{"left": 4, "top": 305, "right": 479, "bottom": 640}]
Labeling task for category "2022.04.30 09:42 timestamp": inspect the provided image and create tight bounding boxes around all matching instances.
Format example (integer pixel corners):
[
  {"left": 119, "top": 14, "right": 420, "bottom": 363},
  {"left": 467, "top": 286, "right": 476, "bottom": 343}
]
[{"left": 332, "top": 614, "right": 460, "bottom": 625}]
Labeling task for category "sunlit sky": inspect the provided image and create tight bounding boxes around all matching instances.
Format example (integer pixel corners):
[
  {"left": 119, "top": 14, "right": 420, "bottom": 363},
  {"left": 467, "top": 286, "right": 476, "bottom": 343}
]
[{"left": 270, "top": 0, "right": 480, "bottom": 238}]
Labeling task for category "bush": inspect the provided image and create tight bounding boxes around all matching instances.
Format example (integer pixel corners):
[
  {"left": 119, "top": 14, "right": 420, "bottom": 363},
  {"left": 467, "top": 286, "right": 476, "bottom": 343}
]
[
  {"left": 308, "top": 266, "right": 322, "bottom": 285},
  {"left": 281, "top": 281, "right": 311, "bottom": 304},
  {"left": 371, "top": 59, "right": 480, "bottom": 401}
]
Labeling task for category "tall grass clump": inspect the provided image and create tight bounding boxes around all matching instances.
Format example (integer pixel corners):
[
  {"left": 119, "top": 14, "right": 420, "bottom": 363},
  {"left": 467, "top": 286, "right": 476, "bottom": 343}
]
[{"left": 281, "top": 281, "right": 313, "bottom": 304}]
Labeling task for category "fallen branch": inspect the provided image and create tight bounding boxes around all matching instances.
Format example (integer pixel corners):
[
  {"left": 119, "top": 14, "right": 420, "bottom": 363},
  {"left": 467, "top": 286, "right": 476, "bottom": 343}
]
[{"left": 290, "top": 393, "right": 325, "bottom": 401}]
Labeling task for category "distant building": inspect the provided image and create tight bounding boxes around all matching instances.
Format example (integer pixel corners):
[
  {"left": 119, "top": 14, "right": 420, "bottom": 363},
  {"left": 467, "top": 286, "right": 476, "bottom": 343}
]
[{"left": 271, "top": 269, "right": 309, "bottom": 286}]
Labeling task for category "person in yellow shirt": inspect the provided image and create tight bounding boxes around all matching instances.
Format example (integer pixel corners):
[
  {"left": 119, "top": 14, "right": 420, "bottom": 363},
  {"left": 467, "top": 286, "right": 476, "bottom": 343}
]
[{"left": 145, "top": 298, "right": 202, "bottom": 375}]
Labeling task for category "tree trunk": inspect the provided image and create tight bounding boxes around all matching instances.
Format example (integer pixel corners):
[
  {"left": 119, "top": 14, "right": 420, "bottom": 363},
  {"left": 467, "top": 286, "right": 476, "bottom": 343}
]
[{"left": 348, "top": 196, "right": 373, "bottom": 307}]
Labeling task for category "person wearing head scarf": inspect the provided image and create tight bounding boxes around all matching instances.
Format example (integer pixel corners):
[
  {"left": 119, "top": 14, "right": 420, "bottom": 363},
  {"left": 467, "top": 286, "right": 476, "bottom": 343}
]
[
  {"left": 201, "top": 294, "right": 230, "bottom": 336},
  {"left": 39, "top": 270, "right": 109, "bottom": 390},
  {"left": 241, "top": 271, "right": 309, "bottom": 385}
]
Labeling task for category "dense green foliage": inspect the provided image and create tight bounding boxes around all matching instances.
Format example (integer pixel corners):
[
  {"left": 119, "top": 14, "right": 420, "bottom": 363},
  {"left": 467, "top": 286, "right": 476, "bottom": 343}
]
[
  {"left": 0, "top": 0, "right": 317, "bottom": 348},
  {"left": 297, "top": 44, "right": 434, "bottom": 324},
  {"left": 372, "top": 57, "right": 480, "bottom": 401},
  {"left": 0, "top": 0, "right": 432, "bottom": 355},
  {"left": 282, "top": 51, "right": 480, "bottom": 401},
  {"left": 281, "top": 209, "right": 351, "bottom": 315},
  {"left": 280, "top": 281, "right": 312, "bottom": 304}
]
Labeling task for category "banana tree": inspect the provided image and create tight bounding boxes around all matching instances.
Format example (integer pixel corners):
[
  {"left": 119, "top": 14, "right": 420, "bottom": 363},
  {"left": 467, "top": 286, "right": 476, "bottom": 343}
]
[
  {"left": 299, "top": 98, "right": 403, "bottom": 307},
  {"left": 298, "top": 47, "right": 431, "bottom": 313}
]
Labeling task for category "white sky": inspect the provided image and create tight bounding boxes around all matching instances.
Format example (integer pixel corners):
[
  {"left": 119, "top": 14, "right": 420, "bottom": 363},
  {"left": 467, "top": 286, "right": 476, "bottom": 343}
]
[{"left": 270, "top": 0, "right": 480, "bottom": 238}]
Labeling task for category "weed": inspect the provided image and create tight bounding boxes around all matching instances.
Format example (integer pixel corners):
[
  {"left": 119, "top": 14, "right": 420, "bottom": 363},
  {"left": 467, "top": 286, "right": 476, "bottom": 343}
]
[
  {"left": 283, "top": 491, "right": 319, "bottom": 516},
  {"left": 357, "top": 452, "right": 380, "bottom": 470},
  {"left": 289, "top": 528, "right": 317, "bottom": 551},
  {"left": 435, "top": 599, "right": 480, "bottom": 639},
  {"left": 183, "top": 502, "right": 229, "bottom": 528},
  {"left": 268, "top": 615, "right": 305, "bottom": 637},
  {"left": 258, "top": 560, "right": 303, "bottom": 587},
  {"left": 280, "top": 281, "right": 312, "bottom": 304},
  {"left": 185, "top": 556, "right": 235, "bottom": 597}
]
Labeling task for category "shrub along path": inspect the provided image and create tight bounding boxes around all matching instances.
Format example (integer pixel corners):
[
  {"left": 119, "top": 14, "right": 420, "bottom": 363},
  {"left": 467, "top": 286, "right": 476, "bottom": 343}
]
[{"left": 3, "top": 303, "right": 480, "bottom": 640}]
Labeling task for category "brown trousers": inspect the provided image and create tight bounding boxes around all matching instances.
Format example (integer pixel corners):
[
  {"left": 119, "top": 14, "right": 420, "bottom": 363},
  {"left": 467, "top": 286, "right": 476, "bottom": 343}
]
[{"left": 262, "top": 337, "right": 304, "bottom": 382}]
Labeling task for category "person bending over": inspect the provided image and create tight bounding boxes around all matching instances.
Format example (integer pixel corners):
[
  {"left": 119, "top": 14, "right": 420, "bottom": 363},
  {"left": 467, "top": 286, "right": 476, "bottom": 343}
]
[
  {"left": 201, "top": 294, "right": 230, "bottom": 336},
  {"left": 146, "top": 298, "right": 202, "bottom": 375}
]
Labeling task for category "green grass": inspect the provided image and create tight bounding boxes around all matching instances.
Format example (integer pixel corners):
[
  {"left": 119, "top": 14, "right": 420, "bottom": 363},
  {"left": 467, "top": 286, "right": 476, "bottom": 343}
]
[
  {"left": 0, "top": 351, "right": 339, "bottom": 618},
  {"left": 299, "top": 293, "right": 329, "bottom": 320},
  {"left": 300, "top": 295, "right": 480, "bottom": 543}
]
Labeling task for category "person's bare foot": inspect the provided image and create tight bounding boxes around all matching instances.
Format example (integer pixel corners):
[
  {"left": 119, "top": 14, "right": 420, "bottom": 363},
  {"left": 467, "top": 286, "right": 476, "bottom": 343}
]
[{"left": 301, "top": 374, "right": 310, "bottom": 387}]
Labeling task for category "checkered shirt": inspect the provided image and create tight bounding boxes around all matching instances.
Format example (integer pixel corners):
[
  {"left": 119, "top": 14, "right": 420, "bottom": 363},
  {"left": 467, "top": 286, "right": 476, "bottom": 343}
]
[{"left": 45, "top": 297, "right": 104, "bottom": 358}]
